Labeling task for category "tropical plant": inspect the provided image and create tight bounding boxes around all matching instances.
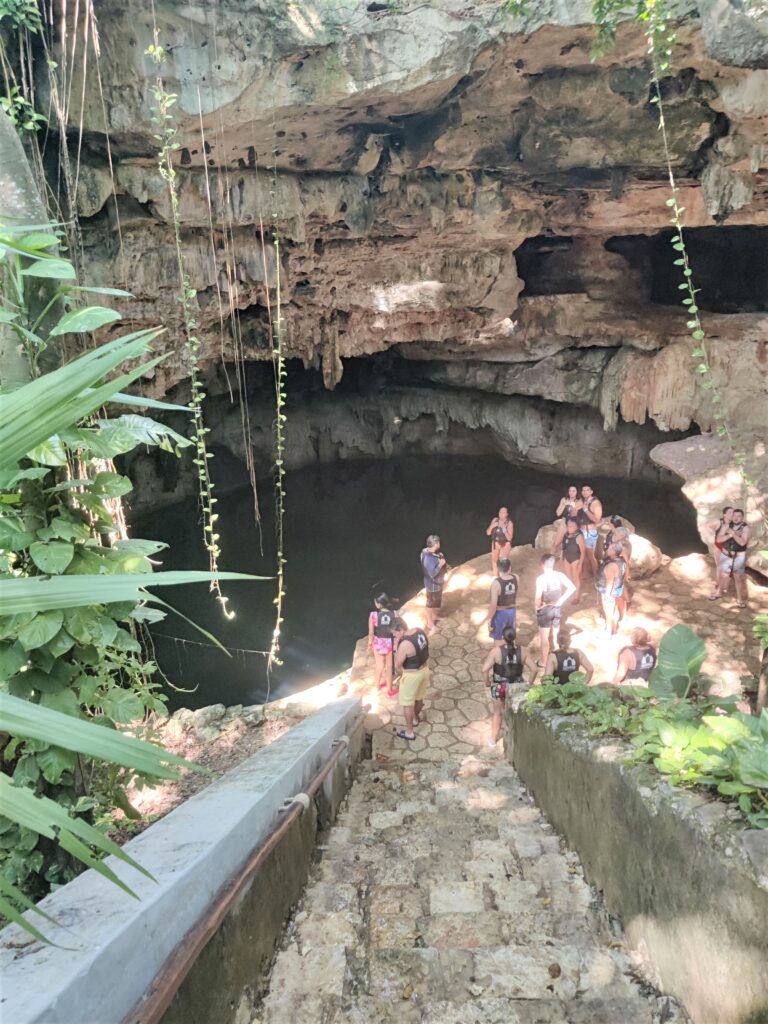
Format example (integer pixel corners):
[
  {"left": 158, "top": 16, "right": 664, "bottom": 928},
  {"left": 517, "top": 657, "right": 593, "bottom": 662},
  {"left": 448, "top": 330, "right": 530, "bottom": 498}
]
[
  {"left": 527, "top": 625, "right": 768, "bottom": 828},
  {"left": 0, "top": 228, "right": 262, "bottom": 919}
]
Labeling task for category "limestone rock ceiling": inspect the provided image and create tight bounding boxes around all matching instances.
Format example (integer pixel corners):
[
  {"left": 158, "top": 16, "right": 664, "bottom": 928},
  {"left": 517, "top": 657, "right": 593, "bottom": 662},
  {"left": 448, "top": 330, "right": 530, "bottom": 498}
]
[{"left": 62, "top": 0, "right": 768, "bottom": 435}]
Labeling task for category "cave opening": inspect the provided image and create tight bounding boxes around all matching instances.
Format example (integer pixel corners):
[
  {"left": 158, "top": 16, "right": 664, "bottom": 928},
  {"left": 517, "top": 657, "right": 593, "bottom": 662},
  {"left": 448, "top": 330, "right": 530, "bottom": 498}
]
[
  {"left": 129, "top": 354, "right": 704, "bottom": 709},
  {"left": 514, "top": 235, "right": 581, "bottom": 296},
  {"left": 606, "top": 226, "right": 768, "bottom": 313}
]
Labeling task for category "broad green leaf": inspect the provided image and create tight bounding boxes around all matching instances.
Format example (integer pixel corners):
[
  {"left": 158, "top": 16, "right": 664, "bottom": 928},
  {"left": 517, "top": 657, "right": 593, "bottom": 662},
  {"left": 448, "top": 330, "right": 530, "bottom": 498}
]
[
  {"left": 68, "top": 285, "right": 133, "bottom": 297},
  {"left": 130, "top": 605, "right": 166, "bottom": 624},
  {"left": 111, "top": 628, "right": 141, "bottom": 653},
  {"left": 0, "top": 516, "right": 35, "bottom": 551},
  {"left": 0, "top": 692, "right": 196, "bottom": 778},
  {"left": 735, "top": 746, "right": 768, "bottom": 790},
  {"left": 701, "top": 715, "right": 753, "bottom": 744},
  {"left": 0, "top": 309, "right": 20, "bottom": 323},
  {"left": 49, "top": 306, "right": 122, "bottom": 337},
  {"left": 26, "top": 435, "right": 68, "bottom": 467},
  {"left": 20, "top": 259, "right": 76, "bottom": 280},
  {"left": 19, "top": 232, "right": 61, "bottom": 249},
  {"left": 651, "top": 624, "right": 706, "bottom": 691},
  {"left": 45, "top": 628, "right": 75, "bottom": 657},
  {"left": 17, "top": 610, "right": 65, "bottom": 651},
  {"left": 39, "top": 689, "right": 80, "bottom": 717},
  {"left": 36, "top": 743, "right": 77, "bottom": 783},
  {"left": 0, "top": 641, "right": 27, "bottom": 681},
  {"left": 114, "top": 539, "right": 168, "bottom": 556},
  {"left": 64, "top": 607, "right": 98, "bottom": 644},
  {"left": 0, "top": 328, "right": 163, "bottom": 473},
  {"left": 29, "top": 541, "right": 75, "bottom": 575},
  {"left": 1, "top": 570, "right": 261, "bottom": 615},
  {"left": 100, "top": 688, "right": 145, "bottom": 724},
  {"left": 92, "top": 472, "right": 133, "bottom": 498},
  {"left": 20, "top": 668, "right": 68, "bottom": 694},
  {"left": 0, "top": 774, "right": 150, "bottom": 898}
]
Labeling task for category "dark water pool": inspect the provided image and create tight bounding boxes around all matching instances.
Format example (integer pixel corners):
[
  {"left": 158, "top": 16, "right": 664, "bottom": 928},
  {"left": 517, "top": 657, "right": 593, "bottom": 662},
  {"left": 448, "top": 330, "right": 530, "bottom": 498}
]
[{"left": 133, "top": 455, "right": 703, "bottom": 710}]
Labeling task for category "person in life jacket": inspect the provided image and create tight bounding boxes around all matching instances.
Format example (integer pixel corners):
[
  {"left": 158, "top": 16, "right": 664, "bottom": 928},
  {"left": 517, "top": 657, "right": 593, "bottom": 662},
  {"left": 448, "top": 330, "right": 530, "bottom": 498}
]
[
  {"left": 576, "top": 485, "right": 603, "bottom": 577},
  {"left": 596, "top": 541, "right": 627, "bottom": 635},
  {"left": 613, "top": 627, "right": 657, "bottom": 685},
  {"left": 711, "top": 508, "right": 751, "bottom": 608},
  {"left": 600, "top": 517, "right": 632, "bottom": 608},
  {"left": 421, "top": 534, "right": 447, "bottom": 634},
  {"left": 551, "top": 485, "right": 580, "bottom": 554},
  {"left": 392, "top": 618, "right": 430, "bottom": 741},
  {"left": 705, "top": 505, "right": 734, "bottom": 599},
  {"left": 481, "top": 624, "right": 527, "bottom": 747},
  {"left": 485, "top": 506, "right": 514, "bottom": 575},
  {"left": 558, "top": 518, "right": 586, "bottom": 603},
  {"left": 544, "top": 629, "right": 594, "bottom": 685},
  {"left": 534, "top": 555, "right": 576, "bottom": 669},
  {"left": 487, "top": 557, "right": 519, "bottom": 641},
  {"left": 367, "top": 592, "right": 398, "bottom": 695}
]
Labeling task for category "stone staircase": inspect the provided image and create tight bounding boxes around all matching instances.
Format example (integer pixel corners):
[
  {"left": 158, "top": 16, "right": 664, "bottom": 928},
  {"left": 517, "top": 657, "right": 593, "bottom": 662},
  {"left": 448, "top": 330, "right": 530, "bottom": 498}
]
[{"left": 253, "top": 754, "right": 685, "bottom": 1024}]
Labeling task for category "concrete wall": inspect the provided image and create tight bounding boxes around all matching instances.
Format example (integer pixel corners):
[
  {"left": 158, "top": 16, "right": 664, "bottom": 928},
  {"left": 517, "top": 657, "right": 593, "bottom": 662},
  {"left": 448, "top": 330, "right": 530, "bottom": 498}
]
[
  {"left": 505, "top": 697, "right": 768, "bottom": 1024},
  {"left": 0, "top": 697, "right": 365, "bottom": 1024}
]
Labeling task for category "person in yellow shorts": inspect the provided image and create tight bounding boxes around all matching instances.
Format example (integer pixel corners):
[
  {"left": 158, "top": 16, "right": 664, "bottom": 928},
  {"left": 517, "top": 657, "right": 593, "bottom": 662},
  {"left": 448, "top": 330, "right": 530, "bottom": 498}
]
[{"left": 392, "top": 619, "right": 430, "bottom": 741}]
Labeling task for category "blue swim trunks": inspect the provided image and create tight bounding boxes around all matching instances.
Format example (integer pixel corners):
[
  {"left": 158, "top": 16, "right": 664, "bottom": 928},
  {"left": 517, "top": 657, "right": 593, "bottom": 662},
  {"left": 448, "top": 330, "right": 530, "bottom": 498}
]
[
  {"left": 489, "top": 607, "right": 517, "bottom": 641},
  {"left": 583, "top": 529, "right": 599, "bottom": 550}
]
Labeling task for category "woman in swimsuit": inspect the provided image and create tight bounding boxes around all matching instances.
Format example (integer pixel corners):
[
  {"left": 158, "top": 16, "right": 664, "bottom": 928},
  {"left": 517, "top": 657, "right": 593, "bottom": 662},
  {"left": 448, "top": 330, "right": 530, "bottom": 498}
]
[{"left": 486, "top": 506, "right": 514, "bottom": 575}]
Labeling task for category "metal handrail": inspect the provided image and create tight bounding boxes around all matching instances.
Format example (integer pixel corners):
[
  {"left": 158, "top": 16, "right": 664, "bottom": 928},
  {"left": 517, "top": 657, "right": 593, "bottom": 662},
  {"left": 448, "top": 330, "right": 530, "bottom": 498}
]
[{"left": 122, "top": 706, "right": 369, "bottom": 1024}]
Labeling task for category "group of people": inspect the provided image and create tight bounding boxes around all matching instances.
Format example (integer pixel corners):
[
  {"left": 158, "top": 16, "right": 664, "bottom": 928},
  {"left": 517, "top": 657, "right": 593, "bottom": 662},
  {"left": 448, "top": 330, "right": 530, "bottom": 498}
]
[{"left": 367, "top": 485, "right": 675, "bottom": 746}]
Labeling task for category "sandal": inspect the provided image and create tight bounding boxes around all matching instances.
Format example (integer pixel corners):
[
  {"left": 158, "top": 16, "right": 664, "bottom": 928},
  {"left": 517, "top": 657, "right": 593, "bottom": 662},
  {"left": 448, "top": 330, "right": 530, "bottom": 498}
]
[
  {"left": 536, "top": 661, "right": 545, "bottom": 669},
  {"left": 707, "top": 593, "right": 721, "bottom": 601},
  {"left": 387, "top": 688, "right": 400, "bottom": 698},
  {"left": 395, "top": 729, "right": 415, "bottom": 741},
  {"left": 736, "top": 602, "right": 747, "bottom": 609}
]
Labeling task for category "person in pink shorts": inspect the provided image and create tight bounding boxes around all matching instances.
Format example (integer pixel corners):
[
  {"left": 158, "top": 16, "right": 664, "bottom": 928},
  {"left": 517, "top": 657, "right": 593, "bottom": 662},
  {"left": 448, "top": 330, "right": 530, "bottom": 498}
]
[{"left": 368, "top": 593, "right": 397, "bottom": 694}]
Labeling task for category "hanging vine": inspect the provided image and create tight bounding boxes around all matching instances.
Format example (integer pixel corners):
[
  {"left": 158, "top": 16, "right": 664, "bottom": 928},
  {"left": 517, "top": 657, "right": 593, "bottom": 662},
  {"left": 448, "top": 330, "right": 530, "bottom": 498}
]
[{"left": 145, "top": 37, "right": 232, "bottom": 618}]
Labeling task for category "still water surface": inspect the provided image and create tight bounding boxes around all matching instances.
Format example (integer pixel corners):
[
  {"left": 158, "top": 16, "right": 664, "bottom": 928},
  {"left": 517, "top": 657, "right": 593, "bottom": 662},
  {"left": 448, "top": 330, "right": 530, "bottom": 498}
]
[{"left": 134, "top": 455, "right": 703, "bottom": 710}]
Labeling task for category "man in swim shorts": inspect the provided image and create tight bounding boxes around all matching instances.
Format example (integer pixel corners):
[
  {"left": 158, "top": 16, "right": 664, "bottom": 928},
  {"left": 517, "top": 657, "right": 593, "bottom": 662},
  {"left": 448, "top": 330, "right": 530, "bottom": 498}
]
[
  {"left": 488, "top": 556, "right": 518, "bottom": 642},
  {"left": 534, "top": 555, "right": 576, "bottom": 669},
  {"left": 392, "top": 618, "right": 430, "bottom": 742},
  {"left": 576, "top": 485, "right": 603, "bottom": 576}
]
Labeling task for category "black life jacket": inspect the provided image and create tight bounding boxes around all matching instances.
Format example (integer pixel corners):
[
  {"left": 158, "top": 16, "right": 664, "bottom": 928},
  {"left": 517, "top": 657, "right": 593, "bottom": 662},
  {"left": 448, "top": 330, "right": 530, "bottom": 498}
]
[
  {"left": 373, "top": 608, "right": 395, "bottom": 639},
  {"left": 577, "top": 497, "right": 596, "bottom": 528},
  {"left": 402, "top": 629, "right": 429, "bottom": 670},
  {"left": 622, "top": 644, "right": 656, "bottom": 681},
  {"left": 562, "top": 531, "right": 583, "bottom": 561},
  {"left": 597, "top": 557, "right": 626, "bottom": 595},
  {"left": 724, "top": 523, "right": 747, "bottom": 555},
  {"left": 491, "top": 520, "right": 511, "bottom": 546},
  {"left": 495, "top": 642, "right": 523, "bottom": 682},
  {"left": 495, "top": 574, "right": 518, "bottom": 608},
  {"left": 554, "top": 649, "right": 580, "bottom": 684}
]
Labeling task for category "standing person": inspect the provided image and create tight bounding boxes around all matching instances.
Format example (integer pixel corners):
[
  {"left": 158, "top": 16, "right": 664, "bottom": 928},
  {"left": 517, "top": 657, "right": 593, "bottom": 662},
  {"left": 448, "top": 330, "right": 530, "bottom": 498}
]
[
  {"left": 712, "top": 509, "right": 751, "bottom": 608},
  {"left": 577, "top": 485, "right": 603, "bottom": 576},
  {"left": 551, "top": 485, "right": 581, "bottom": 552},
  {"left": 559, "top": 518, "right": 586, "bottom": 603},
  {"left": 601, "top": 517, "right": 632, "bottom": 607},
  {"left": 534, "top": 555, "right": 576, "bottom": 669},
  {"left": 707, "top": 506, "right": 734, "bottom": 598},
  {"left": 367, "top": 593, "right": 396, "bottom": 694},
  {"left": 555, "top": 485, "right": 580, "bottom": 522},
  {"left": 392, "top": 619, "right": 430, "bottom": 741},
  {"left": 545, "top": 629, "right": 594, "bottom": 684},
  {"left": 420, "top": 535, "right": 447, "bottom": 634},
  {"left": 613, "top": 627, "right": 657, "bottom": 684},
  {"left": 596, "top": 541, "right": 627, "bottom": 635},
  {"left": 481, "top": 624, "right": 526, "bottom": 748},
  {"left": 487, "top": 557, "right": 518, "bottom": 642},
  {"left": 486, "top": 507, "right": 514, "bottom": 574}
]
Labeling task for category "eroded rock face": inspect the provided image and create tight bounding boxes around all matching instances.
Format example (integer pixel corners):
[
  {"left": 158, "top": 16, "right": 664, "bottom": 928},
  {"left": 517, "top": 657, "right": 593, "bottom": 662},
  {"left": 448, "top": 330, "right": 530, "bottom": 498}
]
[{"left": 46, "top": 1, "right": 768, "bottom": 463}]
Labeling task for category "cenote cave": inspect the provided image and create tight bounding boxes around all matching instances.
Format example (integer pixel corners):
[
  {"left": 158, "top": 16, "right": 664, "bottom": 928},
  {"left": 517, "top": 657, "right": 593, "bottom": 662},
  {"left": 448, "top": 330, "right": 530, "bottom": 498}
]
[{"left": 2, "top": 2, "right": 767, "bottom": 1023}]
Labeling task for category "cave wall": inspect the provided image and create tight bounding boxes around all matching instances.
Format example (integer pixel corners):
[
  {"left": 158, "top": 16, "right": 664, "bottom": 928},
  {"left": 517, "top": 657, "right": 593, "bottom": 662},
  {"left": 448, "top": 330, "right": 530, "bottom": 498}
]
[{"left": 51, "top": 0, "right": 768, "bottom": 449}]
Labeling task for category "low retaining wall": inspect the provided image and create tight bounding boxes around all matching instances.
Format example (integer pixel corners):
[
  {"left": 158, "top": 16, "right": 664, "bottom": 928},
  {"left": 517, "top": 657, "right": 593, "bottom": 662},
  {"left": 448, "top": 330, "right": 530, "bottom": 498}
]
[
  {"left": 505, "top": 695, "right": 768, "bottom": 1024},
  {"left": 0, "top": 697, "right": 365, "bottom": 1024}
]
